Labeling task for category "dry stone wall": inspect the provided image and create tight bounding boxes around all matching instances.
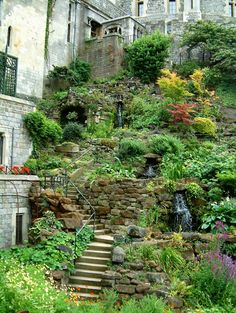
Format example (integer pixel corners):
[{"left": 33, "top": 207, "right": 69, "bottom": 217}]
[{"left": 79, "top": 178, "right": 175, "bottom": 233}]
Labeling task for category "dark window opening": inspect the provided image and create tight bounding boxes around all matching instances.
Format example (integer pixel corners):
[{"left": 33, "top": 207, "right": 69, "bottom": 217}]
[
  {"left": 91, "top": 20, "right": 102, "bottom": 38},
  {"left": 16, "top": 213, "right": 23, "bottom": 245},
  {"left": 138, "top": 1, "right": 144, "bottom": 16},
  {"left": 191, "top": 0, "right": 194, "bottom": 9},
  {"left": 0, "top": 134, "right": 3, "bottom": 164},
  {"left": 67, "top": 3, "right": 72, "bottom": 42},
  {"left": 7, "top": 26, "right": 12, "bottom": 47}
]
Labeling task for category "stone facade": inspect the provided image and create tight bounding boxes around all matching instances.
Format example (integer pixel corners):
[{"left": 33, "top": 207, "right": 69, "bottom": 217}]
[
  {"left": 0, "top": 175, "right": 39, "bottom": 248},
  {"left": 0, "top": 0, "right": 47, "bottom": 98},
  {"left": 0, "top": 94, "right": 35, "bottom": 166}
]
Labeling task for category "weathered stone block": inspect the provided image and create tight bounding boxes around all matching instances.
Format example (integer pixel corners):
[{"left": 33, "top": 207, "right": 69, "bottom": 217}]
[
  {"left": 128, "top": 225, "right": 147, "bottom": 238},
  {"left": 116, "top": 284, "right": 135, "bottom": 294},
  {"left": 112, "top": 246, "right": 125, "bottom": 264}
]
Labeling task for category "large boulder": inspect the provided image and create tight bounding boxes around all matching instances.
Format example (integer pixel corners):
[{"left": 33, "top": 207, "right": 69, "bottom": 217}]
[
  {"left": 58, "top": 212, "right": 83, "bottom": 229},
  {"left": 128, "top": 225, "right": 147, "bottom": 238}
]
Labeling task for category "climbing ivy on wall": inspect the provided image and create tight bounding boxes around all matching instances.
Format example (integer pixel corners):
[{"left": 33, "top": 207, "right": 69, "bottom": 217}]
[{"left": 45, "top": 0, "right": 57, "bottom": 59}]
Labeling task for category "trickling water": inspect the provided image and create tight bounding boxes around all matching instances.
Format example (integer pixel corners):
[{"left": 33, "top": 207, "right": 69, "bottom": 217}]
[
  {"left": 117, "top": 103, "right": 123, "bottom": 128},
  {"left": 144, "top": 164, "right": 156, "bottom": 178},
  {"left": 173, "top": 193, "right": 192, "bottom": 231}
]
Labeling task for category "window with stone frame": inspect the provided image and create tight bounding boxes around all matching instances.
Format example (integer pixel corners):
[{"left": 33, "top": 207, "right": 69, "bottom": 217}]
[
  {"left": 138, "top": 1, "right": 144, "bottom": 16},
  {"left": 229, "top": 0, "right": 236, "bottom": 16},
  {"left": 169, "top": 0, "right": 176, "bottom": 15}
]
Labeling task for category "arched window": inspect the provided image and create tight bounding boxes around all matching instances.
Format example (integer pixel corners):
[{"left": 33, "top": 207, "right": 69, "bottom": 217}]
[{"left": 7, "top": 26, "right": 12, "bottom": 47}]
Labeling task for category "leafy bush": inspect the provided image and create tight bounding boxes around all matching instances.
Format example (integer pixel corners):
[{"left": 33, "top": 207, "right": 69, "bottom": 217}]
[
  {"left": 24, "top": 111, "right": 62, "bottom": 149},
  {"left": 126, "top": 31, "right": 170, "bottom": 83},
  {"left": 48, "top": 57, "right": 91, "bottom": 85},
  {"left": 208, "top": 187, "right": 223, "bottom": 202},
  {"left": 168, "top": 103, "right": 196, "bottom": 125},
  {"left": 193, "top": 117, "right": 217, "bottom": 136},
  {"left": 201, "top": 199, "right": 236, "bottom": 232},
  {"left": 175, "top": 60, "right": 201, "bottom": 77},
  {"left": 62, "top": 122, "right": 84, "bottom": 142},
  {"left": 217, "top": 172, "right": 236, "bottom": 196},
  {"left": 118, "top": 139, "right": 147, "bottom": 160},
  {"left": 186, "top": 182, "right": 205, "bottom": 202},
  {"left": 157, "top": 69, "right": 193, "bottom": 102},
  {"left": 149, "top": 134, "right": 184, "bottom": 156},
  {"left": 0, "top": 225, "right": 94, "bottom": 272}
]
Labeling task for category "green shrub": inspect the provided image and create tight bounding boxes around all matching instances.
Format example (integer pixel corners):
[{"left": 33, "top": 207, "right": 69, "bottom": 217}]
[
  {"left": 193, "top": 117, "right": 217, "bottom": 136},
  {"left": 208, "top": 187, "right": 223, "bottom": 202},
  {"left": 24, "top": 111, "right": 62, "bottom": 149},
  {"left": 175, "top": 60, "right": 201, "bottom": 77},
  {"left": 126, "top": 31, "right": 170, "bottom": 83},
  {"left": 217, "top": 172, "right": 236, "bottom": 196},
  {"left": 186, "top": 182, "right": 205, "bottom": 202},
  {"left": 118, "top": 139, "right": 147, "bottom": 160},
  {"left": 48, "top": 57, "right": 91, "bottom": 85},
  {"left": 149, "top": 134, "right": 184, "bottom": 156},
  {"left": 62, "top": 122, "right": 84, "bottom": 142}
]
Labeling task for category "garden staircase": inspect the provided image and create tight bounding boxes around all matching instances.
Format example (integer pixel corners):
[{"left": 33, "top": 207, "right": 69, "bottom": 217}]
[
  {"left": 68, "top": 235, "right": 113, "bottom": 299},
  {"left": 66, "top": 184, "right": 114, "bottom": 299}
]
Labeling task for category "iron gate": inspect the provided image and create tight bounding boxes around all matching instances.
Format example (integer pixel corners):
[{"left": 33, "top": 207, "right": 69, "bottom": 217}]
[{"left": 0, "top": 51, "right": 17, "bottom": 96}]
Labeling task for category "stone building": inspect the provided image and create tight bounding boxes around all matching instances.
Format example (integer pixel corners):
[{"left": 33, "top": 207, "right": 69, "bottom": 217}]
[{"left": 0, "top": 0, "right": 235, "bottom": 248}]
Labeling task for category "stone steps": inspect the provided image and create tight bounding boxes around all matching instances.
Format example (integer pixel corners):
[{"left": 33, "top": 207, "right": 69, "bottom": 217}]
[{"left": 69, "top": 235, "right": 113, "bottom": 299}]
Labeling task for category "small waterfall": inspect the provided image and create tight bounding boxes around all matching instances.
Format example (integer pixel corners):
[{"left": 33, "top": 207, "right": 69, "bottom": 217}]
[
  {"left": 117, "top": 102, "right": 123, "bottom": 128},
  {"left": 144, "top": 164, "right": 156, "bottom": 178},
  {"left": 173, "top": 193, "right": 192, "bottom": 231}
]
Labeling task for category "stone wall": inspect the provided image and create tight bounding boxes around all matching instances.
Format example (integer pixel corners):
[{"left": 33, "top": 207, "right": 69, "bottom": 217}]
[
  {"left": 0, "top": 0, "right": 47, "bottom": 98},
  {"left": 78, "top": 178, "right": 176, "bottom": 233},
  {"left": 82, "top": 0, "right": 128, "bottom": 19},
  {"left": 0, "top": 94, "right": 35, "bottom": 166},
  {"left": 0, "top": 175, "right": 39, "bottom": 248},
  {"left": 79, "top": 34, "right": 124, "bottom": 78}
]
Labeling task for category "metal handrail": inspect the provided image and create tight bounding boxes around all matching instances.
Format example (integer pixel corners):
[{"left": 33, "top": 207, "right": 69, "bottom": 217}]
[{"left": 67, "top": 180, "right": 96, "bottom": 262}]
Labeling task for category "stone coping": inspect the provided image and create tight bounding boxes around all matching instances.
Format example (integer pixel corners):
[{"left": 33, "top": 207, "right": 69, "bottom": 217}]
[
  {"left": 0, "top": 175, "right": 39, "bottom": 181},
  {"left": 0, "top": 93, "right": 35, "bottom": 107}
]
